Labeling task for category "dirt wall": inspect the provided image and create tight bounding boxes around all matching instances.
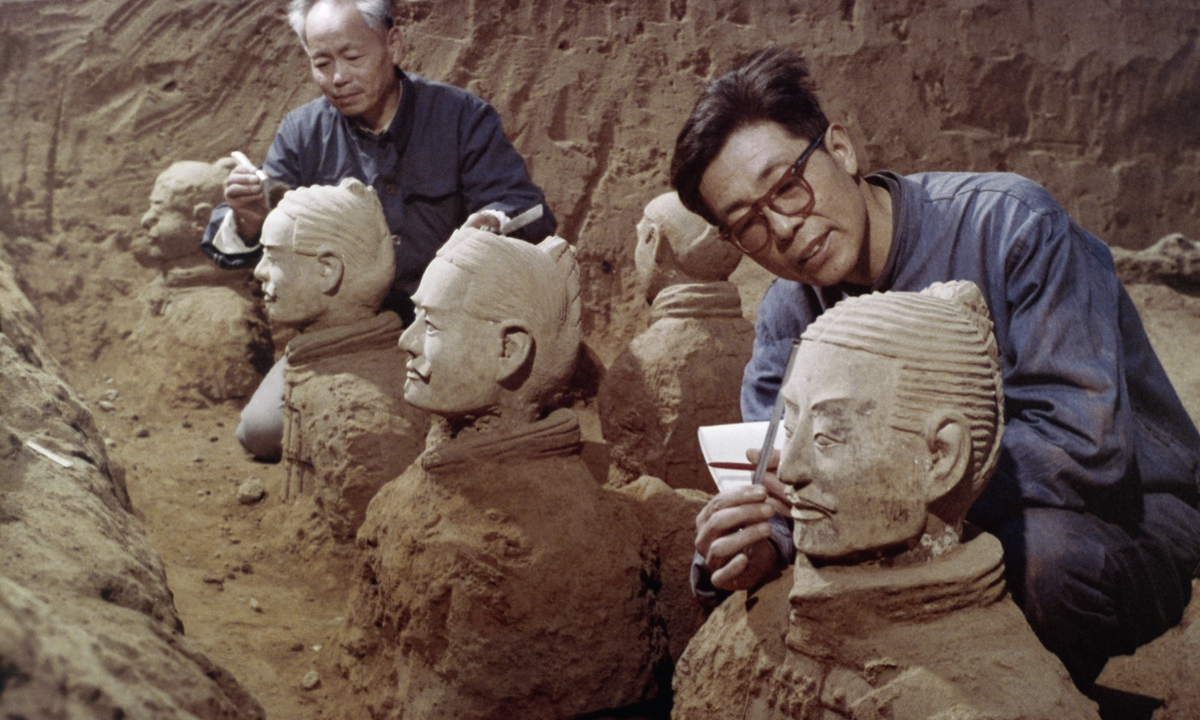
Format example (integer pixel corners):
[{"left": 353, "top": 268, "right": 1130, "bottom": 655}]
[{"left": 1, "top": 0, "right": 1198, "bottom": 361}]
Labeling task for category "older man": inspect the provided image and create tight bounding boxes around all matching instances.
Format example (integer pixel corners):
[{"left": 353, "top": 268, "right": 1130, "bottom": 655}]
[
  {"left": 209, "top": 0, "right": 554, "bottom": 459},
  {"left": 676, "top": 46, "right": 1200, "bottom": 688}
]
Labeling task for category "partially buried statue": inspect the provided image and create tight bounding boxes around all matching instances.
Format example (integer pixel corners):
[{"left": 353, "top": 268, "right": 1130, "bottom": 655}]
[
  {"left": 672, "top": 282, "right": 1100, "bottom": 720},
  {"left": 342, "top": 228, "right": 666, "bottom": 719},
  {"left": 129, "top": 159, "right": 272, "bottom": 404},
  {"left": 255, "top": 178, "right": 428, "bottom": 542},
  {"left": 599, "top": 191, "right": 753, "bottom": 491}
]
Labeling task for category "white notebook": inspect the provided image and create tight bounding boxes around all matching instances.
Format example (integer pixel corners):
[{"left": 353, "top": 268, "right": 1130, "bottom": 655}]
[{"left": 696, "top": 421, "right": 787, "bottom": 493}]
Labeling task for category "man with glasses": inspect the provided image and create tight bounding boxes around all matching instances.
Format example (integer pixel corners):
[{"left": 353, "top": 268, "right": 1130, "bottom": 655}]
[{"left": 672, "top": 46, "right": 1200, "bottom": 690}]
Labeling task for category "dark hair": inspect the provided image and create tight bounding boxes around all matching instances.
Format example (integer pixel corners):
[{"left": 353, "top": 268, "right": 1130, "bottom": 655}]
[{"left": 670, "top": 46, "right": 829, "bottom": 225}]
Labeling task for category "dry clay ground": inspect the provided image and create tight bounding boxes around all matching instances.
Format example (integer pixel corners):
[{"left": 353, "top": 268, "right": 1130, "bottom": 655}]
[{"left": 41, "top": 268, "right": 1200, "bottom": 720}]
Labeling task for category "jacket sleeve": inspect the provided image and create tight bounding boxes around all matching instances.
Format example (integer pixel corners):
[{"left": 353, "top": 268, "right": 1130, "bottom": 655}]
[
  {"left": 970, "top": 198, "right": 1136, "bottom": 527},
  {"left": 457, "top": 100, "right": 556, "bottom": 243},
  {"left": 741, "top": 280, "right": 832, "bottom": 422},
  {"left": 199, "top": 114, "right": 306, "bottom": 269}
]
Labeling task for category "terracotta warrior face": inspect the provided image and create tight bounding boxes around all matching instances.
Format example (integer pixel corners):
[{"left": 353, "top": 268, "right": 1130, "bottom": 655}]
[
  {"left": 139, "top": 166, "right": 211, "bottom": 263},
  {"left": 253, "top": 210, "right": 332, "bottom": 330},
  {"left": 777, "top": 340, "right": 933, "bottom": 561},
  {"left": 399, "top": 258, "right": 504, "bottom": 418}
]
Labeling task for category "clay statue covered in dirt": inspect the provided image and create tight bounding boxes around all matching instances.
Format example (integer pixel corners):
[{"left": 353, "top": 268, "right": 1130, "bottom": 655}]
[
  {"left": 255, "top": 178, "right": 427, "bottom": 542},
  {"left": 599, "top": 191, "right": 752, "bottom": 491},
  {"left": 129, "top": 160, "right": 272, "bottom": 404},
  {"left": 672, "top": 282, "right": 1100, "bottom": 720},
  {"left": 342, "top": 228, "right": 666, "bottom": 719}
]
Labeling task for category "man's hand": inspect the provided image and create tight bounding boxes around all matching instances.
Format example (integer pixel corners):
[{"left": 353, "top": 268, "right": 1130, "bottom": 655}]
[
  {"left": 224, "top": 165, "right": 270, "bottom": 240},
  {"left": 695, "top": 449, "right": 790, "bottom": 591},
  {"left": 462, "top": 211, "right": 502, "bottom": 233}
]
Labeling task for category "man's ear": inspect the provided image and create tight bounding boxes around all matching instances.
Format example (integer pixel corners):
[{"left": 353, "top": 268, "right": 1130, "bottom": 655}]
[
  {"left": 923, "top": 410, "right": 972, "bottom": 504},
  {"left": 824, "top": 124, "right": 860, "bottom": 178},
  {"left": 496, "top": 322, "right": 533, "bottom": 389},
  {"left": 193, "top": 202, "right": 214, "bottom": 225},
  {"left": 386, "top": 25, "right": 403, "bottom": 67},
  {"left": 316, "top": 251, "right": 344, "bottom": 296}
]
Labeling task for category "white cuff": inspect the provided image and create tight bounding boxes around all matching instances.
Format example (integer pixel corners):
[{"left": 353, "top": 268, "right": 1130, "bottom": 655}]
[
  {"left": 479, "top": 208, "right": 511, "bottom": 227},
  {"left": 213, "top": 213, "right": 261, "bottom": 256}
]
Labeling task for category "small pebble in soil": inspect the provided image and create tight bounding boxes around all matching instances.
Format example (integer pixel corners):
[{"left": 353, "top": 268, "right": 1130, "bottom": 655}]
[
  {"left": 101, "top": 389, "right": 118, "bottom": 402},
  {"left": 182, "top": 421, "right": 192, "bottom": 429},
  {"left": 237, "top": 477, "right": 265, "bottom": 505},
  {"left": 241, "top": 562, "right": 253, "bottom": 573},
  {"left": 202, "top": 575, "right": 224, "bottom": 585},
  {"left": 97, "top": 400, "right": 116, "bottom": 412},
  {"left": 193, "top": 455, "right": 204, "bottom": 463},
  {"left": 209, "top": 436, "right": 219, "bottom": 442},
  {"left": 249, "top": 598, "right": 262, "bottom": 613},
  {"left": 104, "top": 438, "right": 116, "bottom": 448},
  {"left": 290, "top": 642, "right": 304, "bottom": 652},
  {"left": 134, "top": 426, "right": 150, "bottom": 438},
  {"left": 301, "top": 671, "right": 320, "bottom": 690}
]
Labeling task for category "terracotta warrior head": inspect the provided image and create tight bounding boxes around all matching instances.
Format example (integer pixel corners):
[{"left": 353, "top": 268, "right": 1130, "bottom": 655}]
[
  {"left": 138, "top": 159, "right": 235, "bottom": 266},
  {"left": 778, "top": 281, "right": 1004, "bottom": 566},
  {"left": 399, "top": 228, "right": 581, "bottom": 430},
  {"left": 635, "top": 191, "right": 742, "bottom": 303},
  {"left": 254, "top": 178, "right": 395, "bottom": 332}
]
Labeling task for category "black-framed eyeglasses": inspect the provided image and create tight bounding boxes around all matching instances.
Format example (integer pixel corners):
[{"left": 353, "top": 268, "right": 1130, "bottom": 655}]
[{"left": 720, "top": 131, "right": 825, "bottom": 254}]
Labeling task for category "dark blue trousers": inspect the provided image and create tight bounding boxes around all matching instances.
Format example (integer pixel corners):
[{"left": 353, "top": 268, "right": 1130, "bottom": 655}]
[{"left": 992, "top": 493, "right": 1200, "bottom": 687}]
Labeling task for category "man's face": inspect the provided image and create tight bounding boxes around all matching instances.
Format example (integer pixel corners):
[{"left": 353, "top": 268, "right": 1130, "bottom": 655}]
[
  {"left": 253, "top": 211, "right": 330, "bottom": 329},
  {"left": 399, "top": 259, "right": 503, "bottom": 417},
  {"left": 699, "top": 122, "right": 870, "bottom": 287},
  {"left": 304, "top": 0, "right": 402, "bottom": 129},
  {"left": 139, "top": 175, "right": 199, "bottom": 262},
  {"left": 778, "top": 341, "right": 932, "bottom": 561}
]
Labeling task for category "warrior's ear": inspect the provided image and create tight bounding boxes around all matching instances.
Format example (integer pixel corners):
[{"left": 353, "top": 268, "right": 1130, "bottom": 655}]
[
  {"left": 316, "top": 250, "right": 344, "bottom": 296},
  {"left": 923, "top": 410, "right": 971, "bottom": 504},
  {"left": 193, "top": 203, "right": 214, "bottom": 225},
  {"left": 650, "top": 224, "right": 680, "bottom": 269},
  {"left": 497, "top": 321, "right": 533, "bottom": 389}
]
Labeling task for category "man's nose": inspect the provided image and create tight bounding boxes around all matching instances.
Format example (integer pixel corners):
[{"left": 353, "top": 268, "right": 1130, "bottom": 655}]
[
  {"left": 763, "top": 207, "right": 803, "bottom": 252},
  {"left": 333, "top": 60, "right": 351, "bottom": 85},
  {"left": 141, "top": 211, "right": 155, "bottom": 230}
]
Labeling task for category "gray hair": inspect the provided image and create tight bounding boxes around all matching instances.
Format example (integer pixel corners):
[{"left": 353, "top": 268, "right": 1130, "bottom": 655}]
[{"left": 286, "top": 0, "right": 393, "bottom": 48}]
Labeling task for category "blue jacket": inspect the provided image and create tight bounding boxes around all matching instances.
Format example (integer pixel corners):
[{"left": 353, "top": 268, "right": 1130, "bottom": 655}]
[
  {"left": 747, "top": 171, "right": 1200, "bottom": 530},
  {"left": 201, "top": 71, "right": 555, "bottom": 322}
]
